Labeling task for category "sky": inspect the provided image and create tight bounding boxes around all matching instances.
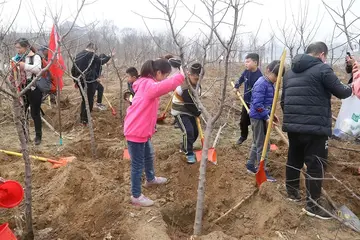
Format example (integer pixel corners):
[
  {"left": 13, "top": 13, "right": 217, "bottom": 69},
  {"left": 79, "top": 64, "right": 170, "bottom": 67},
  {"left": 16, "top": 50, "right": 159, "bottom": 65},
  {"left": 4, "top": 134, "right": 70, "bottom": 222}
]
[{"left": 1, "top": 0, "right": 359, "bottom": 50}]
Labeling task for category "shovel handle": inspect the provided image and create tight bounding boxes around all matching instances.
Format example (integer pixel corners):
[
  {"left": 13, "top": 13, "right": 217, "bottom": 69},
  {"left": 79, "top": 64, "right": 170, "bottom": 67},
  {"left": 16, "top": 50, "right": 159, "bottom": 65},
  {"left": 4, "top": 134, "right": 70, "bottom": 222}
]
[
  {"left": 0, "top": 149, "right": 48, "bottom": 162},
  {"left": 231, "top": 82, "right": 250, "bottom": 113},
  {"left": 164, "top": 95, "right": 173, "bottom": 112},
  {"left": 196, "top": 117, "right": 204, "bottom": 146}
]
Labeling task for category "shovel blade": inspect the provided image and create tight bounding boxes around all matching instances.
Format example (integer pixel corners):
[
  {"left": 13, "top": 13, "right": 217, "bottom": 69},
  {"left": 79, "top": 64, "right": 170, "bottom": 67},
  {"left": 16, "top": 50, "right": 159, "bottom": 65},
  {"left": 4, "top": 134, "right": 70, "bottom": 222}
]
[
  {"left": 338, "top": 205, "right": 360, "bottom": 232},
  {"left": 123, "top": 149, "right": 130, "bottom": 160},
  {"left": 256, "top": 160, "right": 267, "bottom": 187},
  {"left": 194, "top": 148, "right": 217, "bottom": 164},
  {"left": 157, "top": 114, "right": 166, "bottom": 122}
]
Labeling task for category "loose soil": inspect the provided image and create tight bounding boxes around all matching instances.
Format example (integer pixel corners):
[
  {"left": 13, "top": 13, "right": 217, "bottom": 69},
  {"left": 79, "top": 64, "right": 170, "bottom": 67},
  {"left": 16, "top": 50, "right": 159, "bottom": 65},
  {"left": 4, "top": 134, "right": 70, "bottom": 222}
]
[{"left": 1, "top": 69, "right": 359, "bottom": 240}]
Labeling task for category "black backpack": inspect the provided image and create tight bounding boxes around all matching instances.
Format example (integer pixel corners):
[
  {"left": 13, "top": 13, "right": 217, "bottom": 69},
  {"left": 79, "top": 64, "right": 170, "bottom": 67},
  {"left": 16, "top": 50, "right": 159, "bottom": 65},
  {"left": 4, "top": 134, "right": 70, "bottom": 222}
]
[{"left": 29, "top": 54, "right": 52, "bottom": 93}]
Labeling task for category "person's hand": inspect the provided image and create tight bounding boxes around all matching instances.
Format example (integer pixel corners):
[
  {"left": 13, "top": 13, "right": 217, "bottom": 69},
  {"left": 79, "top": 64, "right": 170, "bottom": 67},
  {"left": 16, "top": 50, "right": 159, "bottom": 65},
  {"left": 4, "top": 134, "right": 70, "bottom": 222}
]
[
  {"left": 274, "top": 115, "right": 280, "bottom": 124},
  {"left": 109, "top": 50, "right": 115, "bottom": 57},
  {"left": 0, "top": 177, "right": 5, "bottom": 183},
  {"left": 18, "top": 62, "right": 25, "bottom": 70},
  {"left": 353, "top": 61, "right": 359, "bottom": 73},
  {"left": 233, "top": 88, "right": 239, "bottom": 93}
]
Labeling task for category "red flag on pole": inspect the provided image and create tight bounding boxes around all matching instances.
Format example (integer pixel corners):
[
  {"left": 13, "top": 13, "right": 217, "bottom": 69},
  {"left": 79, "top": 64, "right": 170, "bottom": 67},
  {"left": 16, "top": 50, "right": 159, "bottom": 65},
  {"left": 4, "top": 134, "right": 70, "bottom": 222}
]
[
  {"left": 48, "top": 24, "right": 65, "bottom": 145},
  {"left": 48, "top": 24, "right": 65, "bottom": 92}
]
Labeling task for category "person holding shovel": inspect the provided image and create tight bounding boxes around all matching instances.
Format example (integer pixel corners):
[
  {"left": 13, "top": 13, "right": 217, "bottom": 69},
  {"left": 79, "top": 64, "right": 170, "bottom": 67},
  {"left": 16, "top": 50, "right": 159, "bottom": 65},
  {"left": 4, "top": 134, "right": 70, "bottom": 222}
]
[
  {"left": 171, "top": 63, "right": 202, "bottom": 164},
  {"left": 281, "top": 42, "right": 353, "bottom": 220},
  {"left": 246, "top": 60, "right": 284, "bottom": 181},
  {"left": 233, "top": 53, "right": 263, "bottom": 145}
]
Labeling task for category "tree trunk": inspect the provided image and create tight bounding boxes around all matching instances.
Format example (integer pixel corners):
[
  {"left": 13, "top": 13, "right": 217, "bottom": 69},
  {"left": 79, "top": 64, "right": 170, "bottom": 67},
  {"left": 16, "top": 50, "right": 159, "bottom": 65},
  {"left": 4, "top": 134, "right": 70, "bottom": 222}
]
[
  {"left": 193, "top": 120, "right": 213, "bottom": 236},
  {"left": 12, "top": 98, "right": 34, "bottom": 240}
]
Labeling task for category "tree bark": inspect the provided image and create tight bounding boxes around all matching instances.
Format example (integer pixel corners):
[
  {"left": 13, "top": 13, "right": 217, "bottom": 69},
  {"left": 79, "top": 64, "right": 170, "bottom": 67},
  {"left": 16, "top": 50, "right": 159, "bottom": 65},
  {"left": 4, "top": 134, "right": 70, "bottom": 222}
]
[
  {"left": 12, "top": 98, "right": 34, "bottom": 240},
  {"left": 193, "top": 120, "right": 212, "bottom": 236}
]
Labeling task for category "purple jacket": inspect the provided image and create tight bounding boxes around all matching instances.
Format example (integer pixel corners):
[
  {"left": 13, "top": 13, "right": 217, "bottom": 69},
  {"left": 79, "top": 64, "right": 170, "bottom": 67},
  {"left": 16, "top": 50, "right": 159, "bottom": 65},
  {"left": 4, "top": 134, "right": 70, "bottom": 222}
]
[{"left": 249, "top": 76, "right": 274, "bottom": 120}]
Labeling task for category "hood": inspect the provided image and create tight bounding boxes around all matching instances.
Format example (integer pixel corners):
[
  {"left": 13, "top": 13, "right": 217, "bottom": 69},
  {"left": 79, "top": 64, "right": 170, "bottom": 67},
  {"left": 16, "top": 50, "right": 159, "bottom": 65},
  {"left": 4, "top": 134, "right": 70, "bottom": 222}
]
[{"left": 291, "top": 54, "right": 322, "bottom": 73}]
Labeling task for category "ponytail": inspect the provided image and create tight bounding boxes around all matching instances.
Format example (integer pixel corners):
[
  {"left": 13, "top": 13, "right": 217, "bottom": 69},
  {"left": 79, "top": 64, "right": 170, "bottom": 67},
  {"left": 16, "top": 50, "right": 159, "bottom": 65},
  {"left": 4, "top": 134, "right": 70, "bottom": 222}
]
[
  {"left": 140, "top": 59, "right": 171, "bottom": 78},
  {"left": 140, "top": 60, "right": 155, "bottom": 77}
]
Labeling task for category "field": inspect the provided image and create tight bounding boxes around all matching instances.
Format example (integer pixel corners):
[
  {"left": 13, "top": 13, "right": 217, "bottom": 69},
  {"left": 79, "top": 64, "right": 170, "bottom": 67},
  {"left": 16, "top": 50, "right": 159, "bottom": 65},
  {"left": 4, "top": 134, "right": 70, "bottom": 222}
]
[{"left": 0, "top": 66, "right": 359, "bottom": 240}]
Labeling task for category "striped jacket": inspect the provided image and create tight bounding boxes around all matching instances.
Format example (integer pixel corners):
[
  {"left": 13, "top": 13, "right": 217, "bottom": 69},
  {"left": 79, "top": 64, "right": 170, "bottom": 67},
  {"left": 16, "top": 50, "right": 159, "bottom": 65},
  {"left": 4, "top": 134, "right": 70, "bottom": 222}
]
[{"left": 171, "top": 84, "right": 201, "bottom": 117}]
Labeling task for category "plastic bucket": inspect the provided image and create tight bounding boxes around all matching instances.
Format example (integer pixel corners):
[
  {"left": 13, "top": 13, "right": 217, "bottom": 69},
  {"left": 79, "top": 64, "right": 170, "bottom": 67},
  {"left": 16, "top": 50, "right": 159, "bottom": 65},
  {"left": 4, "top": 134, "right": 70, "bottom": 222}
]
[
  {"left": 0, "top": 223, "right": 17, "bottom": 240},
  {"left": 0, "top": 180, "right": 24, "bottom": 208}
]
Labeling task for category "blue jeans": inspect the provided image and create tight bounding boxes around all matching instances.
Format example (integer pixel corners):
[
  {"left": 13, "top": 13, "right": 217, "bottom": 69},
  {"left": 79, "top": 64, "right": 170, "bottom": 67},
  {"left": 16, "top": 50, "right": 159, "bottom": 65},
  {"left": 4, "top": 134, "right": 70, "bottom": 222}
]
[{"left": 128, "top": 140, "right": 155, "bottom": 198}]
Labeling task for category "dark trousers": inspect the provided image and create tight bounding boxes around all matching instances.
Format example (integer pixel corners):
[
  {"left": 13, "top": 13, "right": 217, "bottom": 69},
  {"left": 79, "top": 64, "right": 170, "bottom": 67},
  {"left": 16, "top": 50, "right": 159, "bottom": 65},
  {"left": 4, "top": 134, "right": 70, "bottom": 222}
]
[
  {"left": 96, "top": 82, "right": 104, "bottom": 103},
  {"left": 240, "top": 104, "right": 250, "bottom": 139},
  {"left": 24, "top": 87, "right": 42, "bottom": 138},
  {"left": 176, "top": 115, "right": 199, "bottom": 155},
  {"left": 79, "top": 81, "right": 97, "bottom": 123},
  {"left": 286, "top": 132, "right": 328, "bottom": 206}
]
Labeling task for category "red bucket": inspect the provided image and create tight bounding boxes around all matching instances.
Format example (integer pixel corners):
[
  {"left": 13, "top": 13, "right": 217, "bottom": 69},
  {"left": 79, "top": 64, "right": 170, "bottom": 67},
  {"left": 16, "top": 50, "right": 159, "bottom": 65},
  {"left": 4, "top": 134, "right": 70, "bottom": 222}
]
[
  {"left": 0, "top": 223, "right": 17, "bottom": 240},
  {"left": 0, "top": 180, "right": 24, "bottom": 208}
]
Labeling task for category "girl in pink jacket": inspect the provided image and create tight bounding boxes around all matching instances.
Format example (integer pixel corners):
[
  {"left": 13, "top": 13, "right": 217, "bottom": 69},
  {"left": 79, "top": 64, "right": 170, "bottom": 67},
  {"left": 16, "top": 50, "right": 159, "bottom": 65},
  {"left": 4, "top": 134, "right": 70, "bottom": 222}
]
[{"left": 124, "top": 58, "right": 184, "bottom": 207}]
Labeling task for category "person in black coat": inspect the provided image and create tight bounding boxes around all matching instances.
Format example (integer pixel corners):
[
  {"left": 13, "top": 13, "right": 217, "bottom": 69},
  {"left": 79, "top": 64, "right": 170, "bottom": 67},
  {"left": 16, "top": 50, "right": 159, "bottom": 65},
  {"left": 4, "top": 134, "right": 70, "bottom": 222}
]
[
  {"left": 71, "top": 43, "right": 111, "bottom": 124},
  {"left": 281, "top": 42, "right": 352, "bottom": 220}
]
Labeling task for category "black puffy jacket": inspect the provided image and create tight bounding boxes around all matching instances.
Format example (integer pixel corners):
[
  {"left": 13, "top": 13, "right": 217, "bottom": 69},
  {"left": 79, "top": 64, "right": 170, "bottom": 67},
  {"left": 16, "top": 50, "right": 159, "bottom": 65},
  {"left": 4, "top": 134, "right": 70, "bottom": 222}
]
[
  {"left": 71, "top": 51, "right": 111, "bottom": 83},
  {"left": 281, "top": 54, "right": 352, "bottom": 136}
]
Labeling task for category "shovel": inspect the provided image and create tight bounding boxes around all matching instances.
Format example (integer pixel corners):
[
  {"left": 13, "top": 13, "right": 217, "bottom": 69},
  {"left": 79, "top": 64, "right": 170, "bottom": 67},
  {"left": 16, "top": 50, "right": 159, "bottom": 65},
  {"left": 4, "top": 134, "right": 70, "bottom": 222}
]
[
  {"left": 321, "top": 189, "right": 360, "bottom": 232},
  {"left": 255, "top": 50, "right": 286, "bottom": 186},
  {"left": 0, "top": 149, "right": 75, "bottom": 169},
  {"left": 194, "top": 117, "right": 217, "bottom": 164},
  {"left": 157, "top": 95, "right": 173, "bottom": 122},
  {"left": 104, "top": 94, "right": 116, "bottom": 116},
  {"left": 231, "top": 81, "right": 289, "bottom": 149}
]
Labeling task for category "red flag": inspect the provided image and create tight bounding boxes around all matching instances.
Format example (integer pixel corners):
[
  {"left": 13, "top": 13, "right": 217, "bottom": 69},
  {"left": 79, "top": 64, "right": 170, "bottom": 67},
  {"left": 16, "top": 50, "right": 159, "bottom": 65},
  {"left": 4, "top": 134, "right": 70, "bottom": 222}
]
[{"left": 48, "top": 24, "right": 65, "bottom": 92}]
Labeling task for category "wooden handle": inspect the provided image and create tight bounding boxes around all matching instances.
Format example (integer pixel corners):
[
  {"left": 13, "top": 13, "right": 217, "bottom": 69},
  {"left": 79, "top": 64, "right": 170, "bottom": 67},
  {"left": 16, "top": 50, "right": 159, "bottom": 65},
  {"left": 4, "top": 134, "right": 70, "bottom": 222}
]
[
  {"left": 231, "top": 82, "right": 250, "bottom": 112},
  {"left": 196, "top": 117, "right": 204, "bottom": 145},
  {"left": 260, "top": 50, "right": 286, "bottom": 161},
  {"left": 0, "top": 149, "right": 47, "bottom": 162},
  {"left": 164, "top": 94, "right": 174, "bottom": 112}
]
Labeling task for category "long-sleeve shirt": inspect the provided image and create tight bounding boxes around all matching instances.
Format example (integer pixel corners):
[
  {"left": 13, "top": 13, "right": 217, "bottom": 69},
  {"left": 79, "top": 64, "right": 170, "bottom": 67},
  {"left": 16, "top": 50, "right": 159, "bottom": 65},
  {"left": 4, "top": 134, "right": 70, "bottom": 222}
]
[{"left": 234, "top": 68, "right": 262, "bottom": 103}]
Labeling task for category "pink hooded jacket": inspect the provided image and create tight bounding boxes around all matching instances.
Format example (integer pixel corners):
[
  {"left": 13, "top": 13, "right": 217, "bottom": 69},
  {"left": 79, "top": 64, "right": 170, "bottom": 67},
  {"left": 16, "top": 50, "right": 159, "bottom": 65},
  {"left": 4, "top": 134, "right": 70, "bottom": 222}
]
[
  {"left": 353, "top": 62, "right": 360, "bottom": 98},
  {"left": 124, "top": 73, "right": 184, "bottom": 143}
]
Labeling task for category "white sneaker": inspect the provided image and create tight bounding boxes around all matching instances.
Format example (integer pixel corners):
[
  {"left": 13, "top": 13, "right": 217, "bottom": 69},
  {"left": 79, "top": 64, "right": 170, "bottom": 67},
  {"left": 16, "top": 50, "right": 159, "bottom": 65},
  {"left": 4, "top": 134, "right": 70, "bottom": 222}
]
[
  {"left": 144, "top": 176, "right": 167, "bottom": 188},
  {"left": 96, "top": 103, "right": 107, "bottom": 111},
  {"left": 131, "top": 194, "right": 154, "bottom": 207}
]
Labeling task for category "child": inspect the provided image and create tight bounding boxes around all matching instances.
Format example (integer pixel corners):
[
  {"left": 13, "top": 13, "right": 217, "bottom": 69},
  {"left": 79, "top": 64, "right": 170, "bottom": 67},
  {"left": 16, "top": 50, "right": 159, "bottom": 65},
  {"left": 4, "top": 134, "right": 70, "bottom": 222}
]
[
  {"left": 124, "top": 67, "right": 139, "bottom": 104},
  {"left": 124, "top": 59, "right": 184, "bottom": 207},
  {"left": 246, "top": 60, "right": 285, "bottom": 182},
  {"left": 234, "top": 53, "right": 262, "bottom": 145},
  {"left": 171, "top": 63, "right": 202, "bottom": 164}
]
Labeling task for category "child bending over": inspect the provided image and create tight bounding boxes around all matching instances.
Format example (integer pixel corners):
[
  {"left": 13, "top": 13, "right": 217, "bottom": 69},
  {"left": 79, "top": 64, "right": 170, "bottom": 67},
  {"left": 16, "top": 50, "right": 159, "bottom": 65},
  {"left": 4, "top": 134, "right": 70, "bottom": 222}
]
[{"left": 171, "top": 63, "right": 202, "bottom": 163}]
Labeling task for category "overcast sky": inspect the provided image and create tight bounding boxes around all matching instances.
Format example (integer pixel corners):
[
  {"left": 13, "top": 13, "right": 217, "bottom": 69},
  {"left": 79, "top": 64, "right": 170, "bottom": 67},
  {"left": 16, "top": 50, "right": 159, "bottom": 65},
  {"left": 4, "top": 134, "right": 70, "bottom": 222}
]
[{"left": 1, "top": 0, "right": 360, "bottom": 49}]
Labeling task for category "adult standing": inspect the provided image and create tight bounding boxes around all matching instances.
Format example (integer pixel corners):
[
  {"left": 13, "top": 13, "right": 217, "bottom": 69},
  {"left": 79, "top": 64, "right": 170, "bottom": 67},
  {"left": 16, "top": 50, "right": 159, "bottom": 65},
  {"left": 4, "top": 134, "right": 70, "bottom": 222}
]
[
  {"left": 12, "top": 38, "right": 42, "bottom": 145},
  {"left": 281, "top": 42, "right": 353, "bottom": 220},
  {"left": 71, "top": 43, "right": 110, "bottom": 125}
]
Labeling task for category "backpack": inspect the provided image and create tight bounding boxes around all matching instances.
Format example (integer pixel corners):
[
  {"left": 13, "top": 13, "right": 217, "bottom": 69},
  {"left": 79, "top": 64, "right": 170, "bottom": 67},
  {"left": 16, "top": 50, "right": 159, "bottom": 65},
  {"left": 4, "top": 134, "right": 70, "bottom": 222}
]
[{"left": 29, "top": 54, "right": 55, "bottom": 94}]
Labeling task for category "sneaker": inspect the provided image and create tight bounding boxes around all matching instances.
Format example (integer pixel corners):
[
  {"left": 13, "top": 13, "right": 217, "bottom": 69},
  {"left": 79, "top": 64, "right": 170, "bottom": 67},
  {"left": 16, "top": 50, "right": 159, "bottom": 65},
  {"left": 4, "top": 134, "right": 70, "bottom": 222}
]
[
  {"left": 34, "top": 136, "right": 41, "bottom": 146},
  {"left": 246, "top": 163, "right": 257, "bottom": 175},
  {"left": 302, "top": 205, "right": 332, "bottom": 220},
  {"left": 144, "top": 176, "right": 167, "bottom": 188},
  {"left": 96, "top": 103, "right": 107, "bottom": 111},
  {"left": 186, "top": 154, "right": 196, "bottom": 164},
  {"left": 287, "top": 191, "right": 302, "bottom": 202},
  {"left": 131, "top": 194, "right": 154, "bottom": 207},
  {"left": 265, "top": 171, "right": 277, "bottom": 182},
  {"left": 236, "top": 137, "right": 247, "bottom": 145}
]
